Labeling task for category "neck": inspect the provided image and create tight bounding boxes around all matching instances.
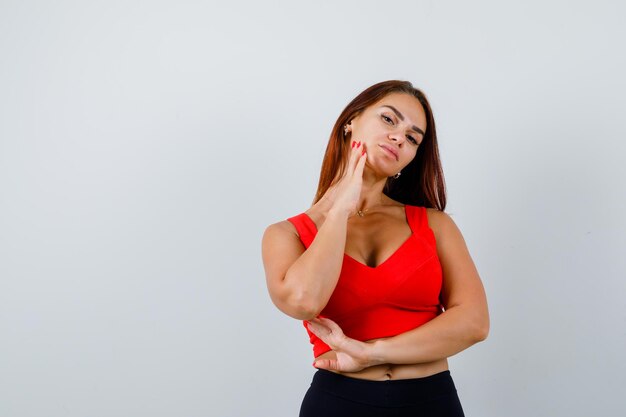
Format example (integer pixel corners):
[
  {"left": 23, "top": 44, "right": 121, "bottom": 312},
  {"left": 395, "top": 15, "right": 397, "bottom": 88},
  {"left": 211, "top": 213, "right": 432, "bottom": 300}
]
[{"left": 356, "top": 166, "right": 393, "bottom": 210}]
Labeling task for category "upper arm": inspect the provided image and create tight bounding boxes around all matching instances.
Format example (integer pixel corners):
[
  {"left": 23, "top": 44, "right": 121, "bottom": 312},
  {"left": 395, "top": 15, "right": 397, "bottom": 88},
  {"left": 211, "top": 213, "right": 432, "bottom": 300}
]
[
  {"left": 261, "top": 221, "right": 311, "bottom": 319},
  {"left": 426, "top": 208, "right": 490, "bottom": 338}
]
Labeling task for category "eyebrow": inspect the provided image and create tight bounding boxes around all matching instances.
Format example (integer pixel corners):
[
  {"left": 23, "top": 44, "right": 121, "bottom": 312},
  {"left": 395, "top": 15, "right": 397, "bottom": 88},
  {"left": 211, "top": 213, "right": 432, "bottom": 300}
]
[{"left": 380, "top": 105, "right": 425, "bottom": 137}]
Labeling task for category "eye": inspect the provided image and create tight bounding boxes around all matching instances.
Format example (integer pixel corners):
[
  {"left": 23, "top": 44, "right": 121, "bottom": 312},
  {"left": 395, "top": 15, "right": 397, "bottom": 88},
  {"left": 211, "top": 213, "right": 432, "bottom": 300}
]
[{"left": 382, "top": 114, "right": 420, "bottom": 145}]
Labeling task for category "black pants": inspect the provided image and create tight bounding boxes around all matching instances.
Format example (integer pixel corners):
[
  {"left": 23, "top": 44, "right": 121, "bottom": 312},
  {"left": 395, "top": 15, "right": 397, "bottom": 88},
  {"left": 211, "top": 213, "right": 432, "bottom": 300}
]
[{"left": 299, "top": 369, "right": 465, "bottom": 417}]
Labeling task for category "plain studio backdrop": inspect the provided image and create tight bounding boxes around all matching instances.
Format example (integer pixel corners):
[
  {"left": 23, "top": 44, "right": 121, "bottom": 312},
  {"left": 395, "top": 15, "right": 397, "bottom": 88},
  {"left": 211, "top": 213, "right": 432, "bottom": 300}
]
[{"left": 1, "top": 1, "right": 625, "bottom": 416}]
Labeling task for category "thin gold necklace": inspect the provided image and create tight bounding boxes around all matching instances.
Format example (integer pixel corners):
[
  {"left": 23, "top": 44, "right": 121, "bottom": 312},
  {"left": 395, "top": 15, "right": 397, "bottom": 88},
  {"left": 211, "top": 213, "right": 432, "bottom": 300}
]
[
  {"left": 354, "top": 197, "right": 386, "bottom": 217},
  {"left": 356, "top": 208, "right": 372, "bottom": 217}
]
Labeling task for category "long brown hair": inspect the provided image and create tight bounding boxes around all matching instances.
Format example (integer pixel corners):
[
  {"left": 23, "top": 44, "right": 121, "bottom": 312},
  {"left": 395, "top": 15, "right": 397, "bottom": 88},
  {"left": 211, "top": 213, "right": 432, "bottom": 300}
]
[{"left": 312, "top": 80, "right": 447, "bottom": 211}]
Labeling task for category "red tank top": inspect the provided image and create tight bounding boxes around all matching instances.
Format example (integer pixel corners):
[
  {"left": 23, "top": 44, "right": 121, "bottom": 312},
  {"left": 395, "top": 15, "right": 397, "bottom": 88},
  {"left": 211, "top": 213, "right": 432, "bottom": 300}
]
[{"left": 286, "top": 204, "right": 444, "bottom": 358}]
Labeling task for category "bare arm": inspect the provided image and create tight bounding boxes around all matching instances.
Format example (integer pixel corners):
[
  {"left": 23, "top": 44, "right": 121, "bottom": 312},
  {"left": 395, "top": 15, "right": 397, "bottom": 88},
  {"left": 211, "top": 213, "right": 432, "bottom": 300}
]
[
  {"left": 368, "top": 209, "right": 490, "bottom": 365},
  {"left": 262, "top": 206, "right": 350, "bottom": 320},
  {"left": 262, "top": 141, "right": 367, "bottom": 320}
]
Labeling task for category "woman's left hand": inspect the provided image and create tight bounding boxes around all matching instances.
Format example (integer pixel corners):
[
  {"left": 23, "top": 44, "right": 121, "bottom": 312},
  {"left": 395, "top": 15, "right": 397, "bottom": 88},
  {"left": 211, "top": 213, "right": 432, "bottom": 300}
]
[{"left": 306, "top": 317, "right": 374, "bottom": 373}]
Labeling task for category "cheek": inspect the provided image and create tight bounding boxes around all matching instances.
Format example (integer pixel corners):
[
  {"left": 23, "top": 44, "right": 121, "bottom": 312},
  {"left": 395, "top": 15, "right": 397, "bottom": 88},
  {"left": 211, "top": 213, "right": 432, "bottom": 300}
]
[{"left": 359, "top": 120, "right": 386, "bottom": 136}]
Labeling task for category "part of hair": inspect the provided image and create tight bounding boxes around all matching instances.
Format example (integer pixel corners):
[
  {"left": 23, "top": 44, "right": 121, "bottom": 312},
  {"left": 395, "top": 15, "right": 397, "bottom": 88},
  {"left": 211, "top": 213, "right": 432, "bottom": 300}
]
[{"left": 312, "top": 80, "right": 447, "bottom": 211}]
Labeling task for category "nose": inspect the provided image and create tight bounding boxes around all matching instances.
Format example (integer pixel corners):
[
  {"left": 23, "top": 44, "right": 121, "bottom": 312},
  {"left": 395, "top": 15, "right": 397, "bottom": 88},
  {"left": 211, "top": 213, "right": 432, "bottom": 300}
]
[{"left": 389, "top": 129, "right": 406, "bottom": 145}]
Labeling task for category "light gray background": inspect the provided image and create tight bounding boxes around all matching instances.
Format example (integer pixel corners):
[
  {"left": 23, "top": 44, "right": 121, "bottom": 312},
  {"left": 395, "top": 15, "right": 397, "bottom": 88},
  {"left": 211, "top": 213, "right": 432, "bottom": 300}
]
[{"left": 1, "top": 1, "right": 624, "bottom": 416}]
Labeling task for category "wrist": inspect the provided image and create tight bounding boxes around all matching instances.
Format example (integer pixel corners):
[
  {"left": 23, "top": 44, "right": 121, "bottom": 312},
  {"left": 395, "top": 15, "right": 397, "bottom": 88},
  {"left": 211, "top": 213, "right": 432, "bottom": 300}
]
[
  {"left": 367, "top": 339, "right": 387, "bottom": 367},
  {"left": 327, "top": 205, "right": 352, "bottom": 219},
  {"left": 315, "top": 196, "right": 335, "bottom": 213}
]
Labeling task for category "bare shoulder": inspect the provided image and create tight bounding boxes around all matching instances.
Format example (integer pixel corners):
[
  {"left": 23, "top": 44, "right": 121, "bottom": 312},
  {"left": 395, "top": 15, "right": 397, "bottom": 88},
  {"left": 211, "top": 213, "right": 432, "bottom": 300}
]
[
  {"left": 262, "top": 219, "right": 300, "bottom": 243},
  {"left": 424, "top": 207, "right": 450, "bottom": 231},
  {"left": 423, "top": 208, "right": 465, "bottom": 244},
  {"left": 261, "top": 218, "right": 306, "bottom": 279},
  {"left": 424, "top": 207, "right": 446, "bottom": 226}
]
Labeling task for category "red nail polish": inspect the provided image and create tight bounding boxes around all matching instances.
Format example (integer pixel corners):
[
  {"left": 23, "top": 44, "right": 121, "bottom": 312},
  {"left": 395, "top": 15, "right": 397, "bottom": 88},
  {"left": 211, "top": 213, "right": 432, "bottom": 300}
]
[
  {"left": 351, "top": 141, "right": 355, "bottom": 148},
  {"left": 362, "top": 147, "right": 366, "bottom": 155}
]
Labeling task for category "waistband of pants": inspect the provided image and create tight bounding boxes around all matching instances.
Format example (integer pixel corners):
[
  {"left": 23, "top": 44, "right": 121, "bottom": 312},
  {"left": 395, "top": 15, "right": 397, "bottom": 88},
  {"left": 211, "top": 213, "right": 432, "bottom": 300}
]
[{"left": 309, "top": 368, "right": 458, "bottom": 407}]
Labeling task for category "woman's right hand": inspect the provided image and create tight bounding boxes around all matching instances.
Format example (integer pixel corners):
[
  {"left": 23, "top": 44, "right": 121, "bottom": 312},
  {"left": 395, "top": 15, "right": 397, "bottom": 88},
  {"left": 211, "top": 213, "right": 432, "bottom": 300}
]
[{"left": 318, "top": 140, "right": 368, "bottom": 215}]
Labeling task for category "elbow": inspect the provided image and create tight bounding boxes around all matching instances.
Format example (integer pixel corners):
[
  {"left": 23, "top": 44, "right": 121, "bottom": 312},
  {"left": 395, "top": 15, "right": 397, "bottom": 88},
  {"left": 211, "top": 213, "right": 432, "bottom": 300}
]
[
  {"left": 273, "top": 297, "right": 319, "bottom": 321},
  {"left": 300, "top": 306, "right": 324, "bottom": 321},
  {"left": 474, "top": 317, "right": 490, "bottom": 342},
  {"left": 475, "top": 324, "right": 489, "bottom": 342},
  {"left": 469, "top": 303, "right": 490, "bottom": 342},
  {"left": 289, "top": 291, "right": 322, "bottom": 321},
  {"left": 453, "top": 304, "right": 490, "bottom": 342},
  {"left": 279, "top": 270, "right": 321, "bottom": 320},
  {"left": 284, "top": 272, "right": 325, "bottom": 320},
  {"left": 269, "top": 285, "right": 320, "bottom": 321},
  {"left": 290, "top": 303, "right": 319, "bottom": 321}
]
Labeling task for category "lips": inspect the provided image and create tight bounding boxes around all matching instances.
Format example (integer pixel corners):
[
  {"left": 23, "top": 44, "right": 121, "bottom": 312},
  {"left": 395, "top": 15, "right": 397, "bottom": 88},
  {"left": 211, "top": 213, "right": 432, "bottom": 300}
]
[{"left": 379, "top": 144, "right": 398, "bottom": 161}]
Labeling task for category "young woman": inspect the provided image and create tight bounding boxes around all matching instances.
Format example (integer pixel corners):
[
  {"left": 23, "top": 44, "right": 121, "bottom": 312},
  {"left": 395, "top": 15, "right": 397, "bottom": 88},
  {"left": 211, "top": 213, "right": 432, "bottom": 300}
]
[{"left": 262, "top": 80, "right": 489, "bottom": 417}]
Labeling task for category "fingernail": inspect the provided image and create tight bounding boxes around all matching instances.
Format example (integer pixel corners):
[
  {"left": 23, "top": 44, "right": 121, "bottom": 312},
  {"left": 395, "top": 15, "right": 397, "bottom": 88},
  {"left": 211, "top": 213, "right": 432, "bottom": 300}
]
[
  {"left": 312, "top": 361, "right": 317, "bottom": 368},
  {"left": 362, "top": 147, "right": 366, "bottom": 155},
  {"left": 351, "top": 140, "right": 355, "bottom": 148}
]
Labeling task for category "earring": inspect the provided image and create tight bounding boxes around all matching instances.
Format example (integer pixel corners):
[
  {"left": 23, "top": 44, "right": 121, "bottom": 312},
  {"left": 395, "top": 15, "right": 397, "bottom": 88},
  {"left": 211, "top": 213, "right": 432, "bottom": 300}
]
[
  {"left": 343, "top": 124, "right": 350, "bottom": 135},
  {"left": 393, "top": 171, "right": 401, "bottom": 179}
]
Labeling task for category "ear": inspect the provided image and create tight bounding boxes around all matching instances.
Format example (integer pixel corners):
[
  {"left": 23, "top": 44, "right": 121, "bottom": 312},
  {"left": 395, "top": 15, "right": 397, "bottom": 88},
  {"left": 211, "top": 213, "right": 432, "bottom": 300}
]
[{"left": 348, "top": 113, "right": 363, "bottom": 128}]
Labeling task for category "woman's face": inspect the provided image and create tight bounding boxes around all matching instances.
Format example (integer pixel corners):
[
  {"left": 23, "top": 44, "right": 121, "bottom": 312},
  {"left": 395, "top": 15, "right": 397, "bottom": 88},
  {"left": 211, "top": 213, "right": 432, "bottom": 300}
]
[{"left": 347, "top": 92, "right": 427, "bottom": 176}]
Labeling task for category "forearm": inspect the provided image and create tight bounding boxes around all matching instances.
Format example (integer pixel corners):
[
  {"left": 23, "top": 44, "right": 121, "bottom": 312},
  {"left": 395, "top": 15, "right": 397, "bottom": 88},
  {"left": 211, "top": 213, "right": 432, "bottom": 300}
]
[
  {"left": 285, "top": 207, "right": 350, "bottom": 317},
  {"left": 368, "top": 305, "right": 488, "bottom": 366}
]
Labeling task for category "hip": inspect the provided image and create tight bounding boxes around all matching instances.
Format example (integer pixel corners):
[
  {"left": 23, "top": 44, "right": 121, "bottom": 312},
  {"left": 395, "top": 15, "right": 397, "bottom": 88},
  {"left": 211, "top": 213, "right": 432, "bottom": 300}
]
[{"left": 300, "top": 367, "right": 465, "bottom": 416}]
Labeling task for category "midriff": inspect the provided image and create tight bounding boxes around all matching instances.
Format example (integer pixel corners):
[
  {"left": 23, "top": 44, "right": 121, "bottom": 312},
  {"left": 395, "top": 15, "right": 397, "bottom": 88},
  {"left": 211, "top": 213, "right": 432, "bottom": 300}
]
[{"left": 315, "top": 336, "right": 449, "bottom": 381}]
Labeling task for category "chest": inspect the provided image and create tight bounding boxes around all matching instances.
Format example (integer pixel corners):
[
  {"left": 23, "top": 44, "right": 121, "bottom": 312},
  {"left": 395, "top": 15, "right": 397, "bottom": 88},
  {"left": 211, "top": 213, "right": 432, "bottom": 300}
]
[
  {"left": 344, "top": 220, "right": 414, "bottom": 269},
  {"left": 323, "top": 231, "right": 443, "bottom": 318}
]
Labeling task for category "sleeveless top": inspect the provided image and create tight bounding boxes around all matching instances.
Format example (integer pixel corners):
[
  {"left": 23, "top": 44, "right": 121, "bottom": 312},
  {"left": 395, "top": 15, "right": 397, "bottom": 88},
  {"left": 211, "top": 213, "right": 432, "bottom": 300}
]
[{"left": 286, "top": 204, "right": 444, "bottom": 358}]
